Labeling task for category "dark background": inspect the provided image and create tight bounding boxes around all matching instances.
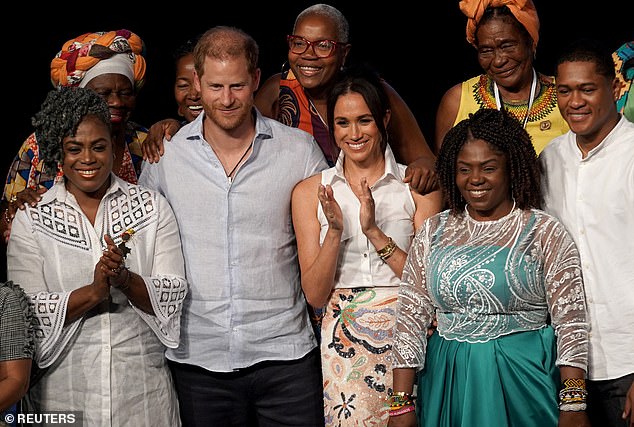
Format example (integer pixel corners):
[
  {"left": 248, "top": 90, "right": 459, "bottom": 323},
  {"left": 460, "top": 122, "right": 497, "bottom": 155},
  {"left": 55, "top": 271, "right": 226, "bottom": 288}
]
[{"left": 1, "top": 1, "right": 631, "bottom": 279}]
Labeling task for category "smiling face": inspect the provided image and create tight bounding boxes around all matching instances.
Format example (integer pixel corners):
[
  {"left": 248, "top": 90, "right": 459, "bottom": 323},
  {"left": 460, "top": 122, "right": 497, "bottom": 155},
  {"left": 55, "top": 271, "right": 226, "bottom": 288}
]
[
  {"left": 174, "top": 53, "right": 202, "bottom": 123},
  {"left": 333, "top": 91, "right": 388, "bottom": 165},
  {"left": 556, "top": 60, "right": 620, "bottom": 151},
  {"left": 288, "top": 13, "right": 350, "bottom": 96},
  {"left": 475, "top": 16, "right": 534, "bottom": 93},
  {"left": 456, "top": 137, "right": 513, "bottom": 221},
  {"left": 84, "top": 73, "right": 136, "bottom": 132},
  {"left": 195, "top": 54, "right": 260, "bottom": 132},
  {"left": 62, "top": 115, "right": 113, "bottom": 200}
]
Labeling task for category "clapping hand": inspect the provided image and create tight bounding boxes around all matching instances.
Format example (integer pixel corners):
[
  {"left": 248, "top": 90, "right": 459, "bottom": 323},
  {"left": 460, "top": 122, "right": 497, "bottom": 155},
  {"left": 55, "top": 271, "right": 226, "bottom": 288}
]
[
  {"left": 98, "top": 234, "right": 127, "bottom": 287},
  {"left": 356, "top": 177, "right": 377, "bottom": 235},
  {"left": 318, "top": 184, "right": 343, "bottom": 232}
]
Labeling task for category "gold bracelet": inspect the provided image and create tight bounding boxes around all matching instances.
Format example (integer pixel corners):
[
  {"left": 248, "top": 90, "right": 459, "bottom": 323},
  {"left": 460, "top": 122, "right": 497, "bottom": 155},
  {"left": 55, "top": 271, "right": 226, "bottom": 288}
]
[{"left": 377, "top": 237, "right": 397, "bottom": 261}]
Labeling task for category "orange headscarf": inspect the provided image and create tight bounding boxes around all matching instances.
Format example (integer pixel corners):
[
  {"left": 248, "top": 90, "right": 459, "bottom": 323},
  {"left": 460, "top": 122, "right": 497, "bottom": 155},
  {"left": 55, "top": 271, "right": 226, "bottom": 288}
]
[
  {"left": 50, "top": 29, "right": 146, "bottom": 90},
  {"left": 459, "top": 0, "right": 540, "bottom": 50}
]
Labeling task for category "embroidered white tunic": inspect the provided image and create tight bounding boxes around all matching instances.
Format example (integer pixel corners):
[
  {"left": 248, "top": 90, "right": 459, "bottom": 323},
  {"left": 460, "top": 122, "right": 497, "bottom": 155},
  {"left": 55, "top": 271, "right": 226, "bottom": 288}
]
[{"left": 7, "top": 175, "right": 187, "bottom": 427}]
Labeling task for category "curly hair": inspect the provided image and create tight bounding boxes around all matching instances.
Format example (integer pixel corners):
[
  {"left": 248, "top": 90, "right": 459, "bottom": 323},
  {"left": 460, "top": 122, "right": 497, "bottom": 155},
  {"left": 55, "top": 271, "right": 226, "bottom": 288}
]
[
  {"left": 32, "top": 87, "right": 111, "bottom": 174},
  {"left": 436, "top": 108, "right": 541, "bottom": 214}
]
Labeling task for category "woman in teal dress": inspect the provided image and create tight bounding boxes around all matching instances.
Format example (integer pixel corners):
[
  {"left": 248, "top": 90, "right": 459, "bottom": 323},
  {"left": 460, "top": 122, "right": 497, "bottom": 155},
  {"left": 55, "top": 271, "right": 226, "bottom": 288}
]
[{"left": 389, "top": 108, "right": 590, "bottom": 427}]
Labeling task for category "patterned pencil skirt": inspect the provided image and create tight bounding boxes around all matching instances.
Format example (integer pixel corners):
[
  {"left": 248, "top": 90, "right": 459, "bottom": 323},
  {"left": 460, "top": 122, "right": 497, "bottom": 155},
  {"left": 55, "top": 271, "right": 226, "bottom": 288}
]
[{"left": 321, "top": 286, "right": 398, "bottom": 426}]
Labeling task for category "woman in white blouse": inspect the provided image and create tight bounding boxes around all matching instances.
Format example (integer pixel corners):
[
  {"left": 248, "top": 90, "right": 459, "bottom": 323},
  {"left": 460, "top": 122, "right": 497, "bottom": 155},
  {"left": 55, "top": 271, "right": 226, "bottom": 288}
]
[
  {"left": 389, "top": 108, "right": 589, "bottom": 427},
  {"left": 291, "top": 66, "right": 442, "bottom": 426},
  {"left": 7, "top": 87, "right": 187, "bottom": 426}
]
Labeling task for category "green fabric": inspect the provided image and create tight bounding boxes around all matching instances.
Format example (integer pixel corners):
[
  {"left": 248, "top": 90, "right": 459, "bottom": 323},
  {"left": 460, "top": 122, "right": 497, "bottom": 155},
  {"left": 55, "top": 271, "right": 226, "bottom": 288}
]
[
  {"left": 417, "top": 327, "right": 560, "bottom": 427},
  {"left": 624, "top": 91, "right": 634, "bottom": 123}
]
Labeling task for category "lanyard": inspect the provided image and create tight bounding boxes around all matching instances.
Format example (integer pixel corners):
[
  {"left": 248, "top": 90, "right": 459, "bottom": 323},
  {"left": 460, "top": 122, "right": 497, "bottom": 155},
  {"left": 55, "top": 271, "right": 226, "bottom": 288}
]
[{"left": 493, "top": 68, "right": 537, "bottom": 128}]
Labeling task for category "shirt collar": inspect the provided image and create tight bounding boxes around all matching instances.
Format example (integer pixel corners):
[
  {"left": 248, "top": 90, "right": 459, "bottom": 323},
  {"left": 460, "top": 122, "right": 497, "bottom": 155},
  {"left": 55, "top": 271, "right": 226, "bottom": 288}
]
[
  {"left": 184, "top": 108, "right": 273, "bottom": 143},
  {"left": 578, "top": 114, "right": 625, "bottom": 159},
  {"left": 42, "top": 173, "right": 126, "bottom": 205},
  {"left": 327, "top": 144, "right": 400, "bottom": 185}
]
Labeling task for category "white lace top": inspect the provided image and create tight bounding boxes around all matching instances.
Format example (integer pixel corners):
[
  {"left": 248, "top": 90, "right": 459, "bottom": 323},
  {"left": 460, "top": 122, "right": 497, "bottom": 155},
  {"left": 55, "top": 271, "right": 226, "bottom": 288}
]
[{"left": 392, "top": 208, "right": 588, "bottom": 371}]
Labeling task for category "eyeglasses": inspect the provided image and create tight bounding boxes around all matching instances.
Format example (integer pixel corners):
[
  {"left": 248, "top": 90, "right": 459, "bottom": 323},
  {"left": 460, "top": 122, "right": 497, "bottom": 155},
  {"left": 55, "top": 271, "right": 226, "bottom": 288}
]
[{"left": 286, "top": 35, "right": 347, "bottom": 58}]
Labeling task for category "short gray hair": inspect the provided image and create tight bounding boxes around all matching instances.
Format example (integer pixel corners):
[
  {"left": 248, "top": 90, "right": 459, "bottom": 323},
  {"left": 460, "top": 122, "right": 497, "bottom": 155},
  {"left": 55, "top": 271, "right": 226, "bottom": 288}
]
[{"left": 293, "top": 4, "right": 349, "bottom": 43}]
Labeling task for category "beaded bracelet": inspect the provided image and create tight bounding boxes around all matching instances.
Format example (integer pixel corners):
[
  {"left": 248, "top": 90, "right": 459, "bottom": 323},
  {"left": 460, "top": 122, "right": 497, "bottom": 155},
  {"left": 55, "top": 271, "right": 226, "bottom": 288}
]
[
  {"left": 388, "top": 391, "right": 414, "bottom": 410},
  {"left": 388, "top": 404, "right": 415, "bottom": 417},
  {"left": 377, "top": 237, "right": 397, "bottom": 261},
  {"left": 559, "top": 378, "right": 587, "bottom": 412}
]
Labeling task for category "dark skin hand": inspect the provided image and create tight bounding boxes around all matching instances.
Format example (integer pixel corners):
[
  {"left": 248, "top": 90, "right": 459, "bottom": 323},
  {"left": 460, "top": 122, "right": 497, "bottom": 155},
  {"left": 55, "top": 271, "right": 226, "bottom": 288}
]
[
  {"left": 1, "top": 187, "right": 47, "bottom": 243},
  {"left": 624, "top": 380, "right": 634, "bottom": 427},
  {"left": 0, "top": 358, "right": 31, "bottom": 412},
  {"left": 141, "top": 119, "right": 181, "bottom": 163},
  {"left": 99, "top": 234, "right": 154, "bottom": 314}
]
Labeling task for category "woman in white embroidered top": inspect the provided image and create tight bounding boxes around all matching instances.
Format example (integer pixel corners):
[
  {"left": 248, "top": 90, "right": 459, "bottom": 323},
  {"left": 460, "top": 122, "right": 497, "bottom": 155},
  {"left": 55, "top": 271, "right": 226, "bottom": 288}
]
[
  {"left": 291, "top": 65, "right": 442, "bottom": 426},
  {"left": 7, "top": 87, "right": 187, "bottom": 426},
  {"left": 389, "top": 108, "right": 589, "bottom": 427}
]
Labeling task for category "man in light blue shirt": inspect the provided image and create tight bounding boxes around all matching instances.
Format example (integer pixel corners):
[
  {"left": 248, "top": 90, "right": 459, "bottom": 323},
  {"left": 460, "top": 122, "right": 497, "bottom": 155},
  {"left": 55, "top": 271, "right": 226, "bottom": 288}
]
[{"left": 139, "top": 26, "right": 328, "bottom": 426}]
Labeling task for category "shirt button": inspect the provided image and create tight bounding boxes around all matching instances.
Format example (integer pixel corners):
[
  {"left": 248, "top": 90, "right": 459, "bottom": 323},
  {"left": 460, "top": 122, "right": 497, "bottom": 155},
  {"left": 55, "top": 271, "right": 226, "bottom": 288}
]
[{"left": 363, "top": 253, "right": 368, "bottom": 258}]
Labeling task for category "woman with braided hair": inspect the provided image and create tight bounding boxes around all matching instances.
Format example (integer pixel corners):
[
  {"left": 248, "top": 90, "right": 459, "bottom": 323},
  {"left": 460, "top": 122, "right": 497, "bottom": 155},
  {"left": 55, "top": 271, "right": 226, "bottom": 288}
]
[
  {"left": 389, "top": 108, "right": 590, "bottom": 427},
  {"left": 1, "top": 29, "right": 148, "bottom": 243},
  {"left": 7, "top": 86, "right": 187, "bottom": 426}
]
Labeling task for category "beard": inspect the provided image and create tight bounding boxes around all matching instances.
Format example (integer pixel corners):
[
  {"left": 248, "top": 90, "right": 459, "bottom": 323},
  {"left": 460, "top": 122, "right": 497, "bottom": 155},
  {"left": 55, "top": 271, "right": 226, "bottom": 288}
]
[{"left": 205, "top": 101, "right": 253, "bottom": 131}]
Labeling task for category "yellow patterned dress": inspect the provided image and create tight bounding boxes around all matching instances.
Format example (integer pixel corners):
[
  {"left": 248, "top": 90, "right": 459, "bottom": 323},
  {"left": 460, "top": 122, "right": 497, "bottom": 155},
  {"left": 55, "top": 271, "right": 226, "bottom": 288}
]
[{"left": 454, "top": 74, "right": 568, "bottom": 154}]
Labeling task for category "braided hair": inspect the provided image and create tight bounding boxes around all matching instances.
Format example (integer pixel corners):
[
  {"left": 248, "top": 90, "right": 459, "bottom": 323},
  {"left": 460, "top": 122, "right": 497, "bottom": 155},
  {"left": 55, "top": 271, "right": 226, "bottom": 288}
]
[
  {"left": 32, "top": 87, "right": 111, "bottom": 174},
  {"left": 436, "top": 108, "right": 541, "bottom": 214}
]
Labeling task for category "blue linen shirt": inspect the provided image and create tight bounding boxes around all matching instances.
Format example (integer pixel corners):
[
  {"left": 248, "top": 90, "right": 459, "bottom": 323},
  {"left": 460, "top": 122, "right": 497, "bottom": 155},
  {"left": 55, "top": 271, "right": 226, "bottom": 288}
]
[{"left": 139, "top": 109, "right": 328, "bottom": 371}]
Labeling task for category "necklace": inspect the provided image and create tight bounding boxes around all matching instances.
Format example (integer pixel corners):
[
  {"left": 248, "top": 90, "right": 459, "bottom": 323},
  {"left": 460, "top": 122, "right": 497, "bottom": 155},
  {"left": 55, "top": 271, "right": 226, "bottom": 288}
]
[
  {"left": 226, "top": 140, "right": 254, "bottom": 181},
  {"left": 308, "top": 98, "right": 328, "bottom": 128},
  {"left": 465, "top": 199, "right": 517, "bottom": 238},
  {"left": 493, "top": 68, "right": 537, "bottom": 129}
]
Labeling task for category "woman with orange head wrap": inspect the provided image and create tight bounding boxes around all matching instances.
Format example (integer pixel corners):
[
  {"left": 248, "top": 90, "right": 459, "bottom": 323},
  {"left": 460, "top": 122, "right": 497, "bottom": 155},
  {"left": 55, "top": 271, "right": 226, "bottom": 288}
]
[
  {"left": 434, "top": 0, "right": 569, "bottom": 156},
  {"left": 2, "top": 29, "right": 149, "bottom": 243}
]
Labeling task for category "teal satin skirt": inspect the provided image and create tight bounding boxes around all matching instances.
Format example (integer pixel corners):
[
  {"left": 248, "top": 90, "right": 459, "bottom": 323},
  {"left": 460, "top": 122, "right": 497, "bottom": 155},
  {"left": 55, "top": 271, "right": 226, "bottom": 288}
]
[{"left": 417, "top": 326, "right": 560, "bottom": 427}]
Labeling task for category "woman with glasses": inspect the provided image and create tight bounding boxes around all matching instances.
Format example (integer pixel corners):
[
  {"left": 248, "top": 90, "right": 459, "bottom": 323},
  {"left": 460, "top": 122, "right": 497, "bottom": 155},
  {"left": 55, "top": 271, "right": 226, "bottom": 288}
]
[
  {"left": 435, "top": 0, "right": 568, "bottom": 155},
  {"left": 255, "top": 4, "right": 438, "bottom": 195}
]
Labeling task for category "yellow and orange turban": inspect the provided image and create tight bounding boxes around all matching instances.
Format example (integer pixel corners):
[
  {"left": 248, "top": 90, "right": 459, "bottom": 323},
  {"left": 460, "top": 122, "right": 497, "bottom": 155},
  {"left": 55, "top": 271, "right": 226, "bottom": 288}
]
[
  {"left": 50, "top": 29, "right": 146, "bottom": 90},
  {"left": 459, "top": 0, "right": 540, "bottom": 50}
]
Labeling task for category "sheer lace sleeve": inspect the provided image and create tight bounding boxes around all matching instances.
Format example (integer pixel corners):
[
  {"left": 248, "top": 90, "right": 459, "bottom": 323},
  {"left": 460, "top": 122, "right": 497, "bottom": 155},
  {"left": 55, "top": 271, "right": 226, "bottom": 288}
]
[
  {"left": 7, "top": 208, "right": 82, "bottom": 368},
  {"left": 540, "top": 216, "right": 588, "bottom": 370},
  {"left": 30, "top": 291, "right": 81, "bottom": 368},
  {"left": 129, "top": 193, "right": 187, "bottom": 348},
  {"left": 392, "top": 218, "right": 437, "bottom": 369},
  {"left": 132, "top": 276, "right": 187, "bottom": 348}
]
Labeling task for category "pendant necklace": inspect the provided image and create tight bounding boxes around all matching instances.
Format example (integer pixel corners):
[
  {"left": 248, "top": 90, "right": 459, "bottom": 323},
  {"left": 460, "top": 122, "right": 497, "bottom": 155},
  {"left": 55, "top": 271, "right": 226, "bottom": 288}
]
[
  {"left": 493, "top": 68, "right": 537, "bottom": 129},
  {"left": 226, "top": 140, "right": 254, "bottom": 182},
  {"left": 308, "top": 97, "right": 328, "bottom": 128}
]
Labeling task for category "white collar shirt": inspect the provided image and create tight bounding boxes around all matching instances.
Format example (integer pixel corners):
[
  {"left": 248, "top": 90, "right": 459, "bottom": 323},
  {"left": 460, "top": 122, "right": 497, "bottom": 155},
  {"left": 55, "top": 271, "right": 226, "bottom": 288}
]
[
  {"left": 540, "top": 115, "right": 634, "bottom": 380},
  {"left": 318, "top": 145, "right": 416, "bottom": 289}
]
